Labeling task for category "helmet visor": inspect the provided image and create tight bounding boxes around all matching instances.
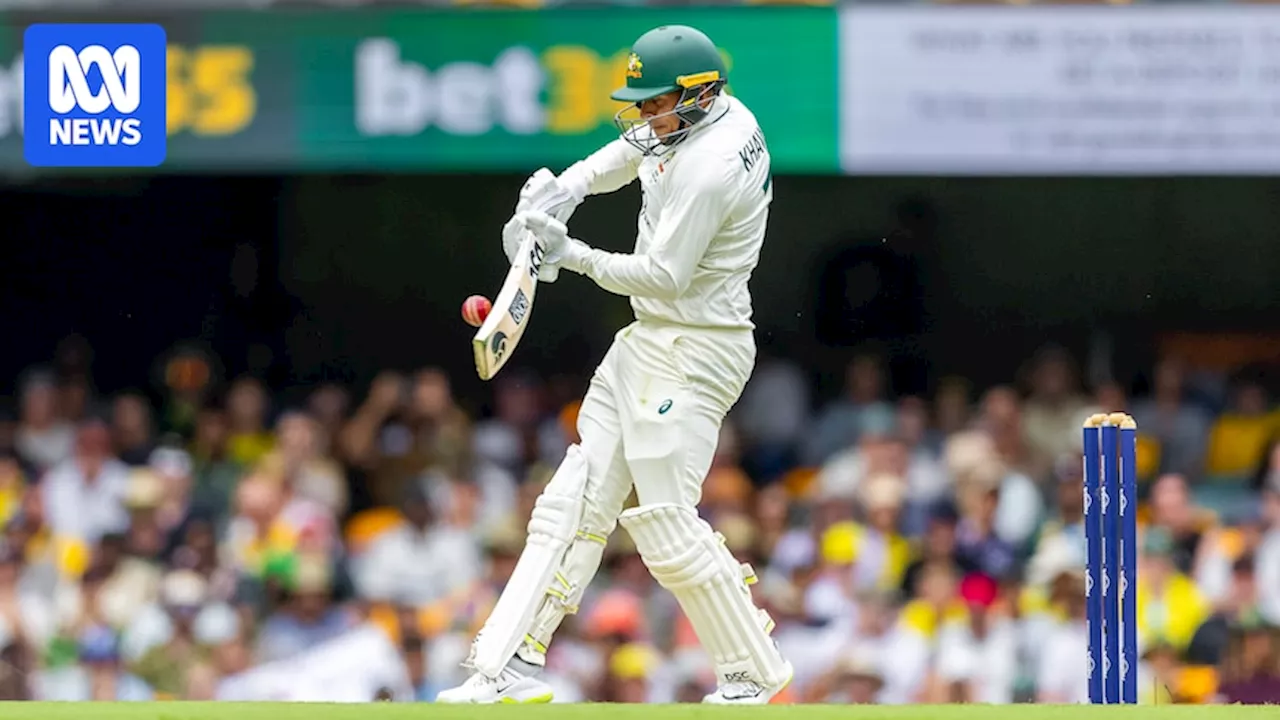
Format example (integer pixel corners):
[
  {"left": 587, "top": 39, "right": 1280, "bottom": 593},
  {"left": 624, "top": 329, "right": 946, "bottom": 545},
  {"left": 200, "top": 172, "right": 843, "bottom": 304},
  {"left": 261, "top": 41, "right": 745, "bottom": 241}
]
[{"left": 610, "top": 84, "right": 679, "bottom": 104}]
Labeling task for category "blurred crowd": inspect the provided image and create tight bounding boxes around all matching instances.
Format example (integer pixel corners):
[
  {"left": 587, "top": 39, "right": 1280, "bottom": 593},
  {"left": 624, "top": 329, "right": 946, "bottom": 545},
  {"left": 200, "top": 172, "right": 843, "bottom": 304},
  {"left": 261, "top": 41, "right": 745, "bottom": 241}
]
[{"left": 0, "top": 336, "right": 1278, "bottom": 704}]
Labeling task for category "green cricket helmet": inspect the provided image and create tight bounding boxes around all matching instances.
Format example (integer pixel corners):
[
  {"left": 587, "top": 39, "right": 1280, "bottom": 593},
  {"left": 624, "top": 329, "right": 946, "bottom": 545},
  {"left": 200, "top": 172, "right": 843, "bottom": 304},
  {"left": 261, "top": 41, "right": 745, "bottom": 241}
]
[{"left": 612, "top": 25, "right": 728, "bottom": 154}]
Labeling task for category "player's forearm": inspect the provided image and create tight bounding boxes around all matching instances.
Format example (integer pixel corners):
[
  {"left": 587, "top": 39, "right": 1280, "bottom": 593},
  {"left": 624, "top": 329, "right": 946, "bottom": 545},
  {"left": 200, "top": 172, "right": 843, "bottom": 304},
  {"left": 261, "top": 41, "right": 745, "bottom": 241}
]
[
  {"left": 564, "top": 242, "right": 682, "bottom": 300},
  {"left": 560, "top": 138, "right": 641, "bottom": 197}
]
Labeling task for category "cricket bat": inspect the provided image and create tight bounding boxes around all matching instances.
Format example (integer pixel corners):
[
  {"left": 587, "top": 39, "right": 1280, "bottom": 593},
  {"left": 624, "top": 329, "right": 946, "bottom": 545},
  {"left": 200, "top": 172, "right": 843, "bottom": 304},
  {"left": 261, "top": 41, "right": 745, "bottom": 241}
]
[{"left": 472, "top": 229, "right": 547, "bottom": 380}]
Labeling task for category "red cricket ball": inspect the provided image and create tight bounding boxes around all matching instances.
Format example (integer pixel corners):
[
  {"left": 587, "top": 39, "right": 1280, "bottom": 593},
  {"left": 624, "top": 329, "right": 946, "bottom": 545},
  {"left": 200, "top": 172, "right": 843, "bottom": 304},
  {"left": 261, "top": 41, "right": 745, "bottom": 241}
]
[{"left": 462, "top": 295, "right": 493, "bottom": 328}]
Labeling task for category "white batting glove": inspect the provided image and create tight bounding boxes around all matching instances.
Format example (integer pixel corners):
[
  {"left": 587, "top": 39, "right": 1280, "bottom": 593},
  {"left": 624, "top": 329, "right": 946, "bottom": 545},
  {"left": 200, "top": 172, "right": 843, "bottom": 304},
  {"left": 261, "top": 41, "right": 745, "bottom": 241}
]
[
  {"left": 518, "top": 168, "right": 581, "bottom": 220},
  {"left": 517, "top": 210, "right": 567, "bottom": 264},
  {"left": 519, "top": 210, "right": 589, "bottom": 273},
  {"left": 504, "top": 169, "right": 583, "bottom": 282}
]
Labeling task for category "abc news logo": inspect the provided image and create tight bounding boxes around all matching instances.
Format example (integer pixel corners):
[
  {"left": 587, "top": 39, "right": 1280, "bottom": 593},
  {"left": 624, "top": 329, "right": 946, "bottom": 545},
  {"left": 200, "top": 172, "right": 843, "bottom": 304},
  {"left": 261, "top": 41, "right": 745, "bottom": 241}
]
[
  {"left": 24, "top": 24, "right": 167, "bottom": 168},
  {"left": 48, "top": 44, "right": 143, "bottom": 147}
]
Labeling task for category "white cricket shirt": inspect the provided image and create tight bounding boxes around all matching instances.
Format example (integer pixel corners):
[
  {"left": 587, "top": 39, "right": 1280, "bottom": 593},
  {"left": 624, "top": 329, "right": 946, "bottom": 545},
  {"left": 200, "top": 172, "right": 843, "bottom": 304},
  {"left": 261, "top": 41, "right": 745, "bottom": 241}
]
[{"left": 559, "top": 94, "right": 772, "bottom": 331}]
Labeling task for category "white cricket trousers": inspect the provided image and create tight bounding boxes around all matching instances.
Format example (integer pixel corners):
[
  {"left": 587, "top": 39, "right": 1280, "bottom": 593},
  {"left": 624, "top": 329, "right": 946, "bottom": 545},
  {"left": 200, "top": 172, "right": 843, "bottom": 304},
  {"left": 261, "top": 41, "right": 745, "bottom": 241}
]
[
  {"left": 574, "top": 320, "right": 756, "bottom": 537},
  {"left": 509, "top": 320, "right": 756, "bottom": 662}
]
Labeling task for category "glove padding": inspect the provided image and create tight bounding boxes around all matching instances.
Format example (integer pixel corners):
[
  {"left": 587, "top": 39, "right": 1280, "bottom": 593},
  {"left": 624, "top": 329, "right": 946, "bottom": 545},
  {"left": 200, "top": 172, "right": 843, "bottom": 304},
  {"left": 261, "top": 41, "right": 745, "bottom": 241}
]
[
  {"left": 506, "top": 208, "right": 591, "bottom": 275},
  {"left": 504, "top": 168, "right": 582, "bottom": 282},
  {"left": 508, "top": 210, "right": 566, "bottom": 267}
]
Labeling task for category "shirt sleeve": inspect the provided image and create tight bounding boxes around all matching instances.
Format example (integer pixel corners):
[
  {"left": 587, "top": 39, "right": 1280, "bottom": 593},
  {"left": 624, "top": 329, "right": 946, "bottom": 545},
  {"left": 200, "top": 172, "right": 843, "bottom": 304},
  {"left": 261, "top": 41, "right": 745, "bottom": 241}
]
[
  {"left": 559, "top": 137, "right": 644, "bottom": 197},
  {"left": 564, "top": 153, "right": 732, "bottom": 301}
]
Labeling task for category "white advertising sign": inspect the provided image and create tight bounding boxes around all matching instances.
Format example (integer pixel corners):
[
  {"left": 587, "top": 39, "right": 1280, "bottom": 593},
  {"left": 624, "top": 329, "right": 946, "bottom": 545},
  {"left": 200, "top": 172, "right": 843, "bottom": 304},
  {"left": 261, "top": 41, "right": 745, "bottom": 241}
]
[{"left": 840, "top": 7, "right": 1280, "bottom": 174}]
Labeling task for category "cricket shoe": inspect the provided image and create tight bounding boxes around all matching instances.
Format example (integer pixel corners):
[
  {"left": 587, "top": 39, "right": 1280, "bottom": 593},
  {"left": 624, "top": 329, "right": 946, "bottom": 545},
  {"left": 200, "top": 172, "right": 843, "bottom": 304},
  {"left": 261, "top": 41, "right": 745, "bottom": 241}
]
[
  {"left": 702, "top": 661, "right": 794, "bottom": 705},
  {"left": 436, "top": 659, "right": 554, "bottom": 704}
]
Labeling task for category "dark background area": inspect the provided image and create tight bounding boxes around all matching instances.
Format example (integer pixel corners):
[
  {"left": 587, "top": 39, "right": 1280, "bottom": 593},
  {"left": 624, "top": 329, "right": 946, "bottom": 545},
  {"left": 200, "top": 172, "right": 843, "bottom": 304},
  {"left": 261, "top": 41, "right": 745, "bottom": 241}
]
[{"left": 3, "top": 174, "right": 1279, "bottom": 411}]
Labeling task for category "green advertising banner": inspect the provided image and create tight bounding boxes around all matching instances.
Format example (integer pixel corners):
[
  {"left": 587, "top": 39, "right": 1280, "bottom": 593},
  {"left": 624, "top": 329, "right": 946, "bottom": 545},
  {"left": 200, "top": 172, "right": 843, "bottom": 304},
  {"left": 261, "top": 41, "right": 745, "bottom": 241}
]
[
  {"left": 0, "top": 8, "right": 838, "bottom": 172},
  {"left": 293, "top": 8, "right": 838, "bottom": 172}
]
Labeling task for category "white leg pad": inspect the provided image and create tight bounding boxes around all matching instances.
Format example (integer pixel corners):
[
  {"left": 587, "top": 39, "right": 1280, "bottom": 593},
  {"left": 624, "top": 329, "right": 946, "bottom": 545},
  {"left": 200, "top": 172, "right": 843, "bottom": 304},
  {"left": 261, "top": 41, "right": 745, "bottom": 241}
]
[
  {"left": 618, "top": 503, "right": 789, "bottom": 689},
  {"left": 521, "top": 526, "right": 609, "bottom": 657},
  {"left": 469, "top": 445, "right": 589, "bottom": 676}
]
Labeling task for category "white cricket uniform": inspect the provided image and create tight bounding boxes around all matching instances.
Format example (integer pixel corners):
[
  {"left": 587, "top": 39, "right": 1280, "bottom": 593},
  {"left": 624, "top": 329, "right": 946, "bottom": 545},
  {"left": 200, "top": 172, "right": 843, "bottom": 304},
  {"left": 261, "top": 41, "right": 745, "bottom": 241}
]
[
  {"left": 558, "top": 93, "right": 772, "bottom": 524},
  {"left": 447, "top": 94, "right": 787, "bottom": 696}
]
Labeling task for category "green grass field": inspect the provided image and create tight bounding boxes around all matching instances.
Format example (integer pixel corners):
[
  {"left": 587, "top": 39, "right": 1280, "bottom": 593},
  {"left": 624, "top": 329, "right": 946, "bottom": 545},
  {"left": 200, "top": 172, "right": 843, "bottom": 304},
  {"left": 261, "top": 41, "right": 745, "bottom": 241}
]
[{"left": 0, "top": 705, "right": 1274, "bottom": 720}]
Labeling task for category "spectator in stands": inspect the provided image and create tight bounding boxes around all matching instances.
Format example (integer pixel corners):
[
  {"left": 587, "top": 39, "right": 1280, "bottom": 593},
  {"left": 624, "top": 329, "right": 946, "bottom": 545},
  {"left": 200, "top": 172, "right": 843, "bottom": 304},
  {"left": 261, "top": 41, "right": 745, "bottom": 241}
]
[
  {"left": 354, "top": 482, "right": 480, "bottom": 608},
  {"left": 752, "top": 483, "right": 792, "bottom": 563},
  {"left": 188, "top": 405, "right": 240, "bottom": 520},
  {"left": 255, "top": 556, "right": 354, "bottom": 664},
  {"left": 893, "top": 561, "right": 956, "bottom": 702},
  {"left": 931, "top": 572, "right": 1016, "bottom": 703},
  {"left": 1035, "top": 567, "right": 1088, "bottom": 704},
  {"left": 147, "top": 447, "right": 197, "bottom": 549},
  {"left": 274, "top": 411, "right": 347, "bottom": 517},
  {"left": 1253, "top": 438, "right": 1280, "bottom": 493},
  {"left": 111, "top": 392, "right": 155, "bottom": 467},
  {"left": 1131, "top": 356, "right": 1212, "bottom": 479},
  {"left": 35, "top": 623, "right": 152, "bottom": 701},
  {"left": 1027, "top": 454, "right": 1087, "bottom": 577},
  {"left": 1205, "top": 378, "right": 1278, "bottom": 480},
  {"left": 945, "top": 433, "right": 1022, "bottom": 577},
  {"left": 1021, "top": 346, "right": 1089, "bottom": 468},
  {"left": 600, "top": 643, "right": 659, "bottom": 703},
  {"left": 472, "top": 369, "right": 562, "bottom": 476},
  {"left": 901, "top": 499, "right": 973, "bottom": 598},
  {"left": 735, "top": 355, "right": 810, "bottom": 482},
  {"left": 896, "top": 392, "right": 947, "bottom": 466},
  {"left": 342, "top": 370, "right": 469, "bottom": 508},
  {"left": 700, "top": 422, "right": 754, "bottom": 518},
  {"left": 1255, "top": 479, "right": 1280, "bottom": 626},
  {"left": 1215, "top": 616, "right": 1280, "bottom": 703},
  {"left": 1137, "top": 527, "right": 1210, "bottom": 653},
  {"left": 1189, "top": 554, "right": 1264, "bottom": 666},
  {"left": 41, "top": 418, "right": 130, "bottom": 550},
  {"left": 15, "top": 370, "right": 75, "bottom": 473},
  {"left": 0, "top": 539, "right": 53, "bottom": 672},
  {"left": 933, "top": 377, "right": 973, "bottom": 440},
  {"left": 978, "top": 386, "right": 1051, "bottom": 485},
  {"left": 807, "top": 651, "right": 885, "bottom": 704},
  {"left": 306, "top": 384, "right": 351, "bottom": 461},
  {"left": 807, "top": 354, "right": 895, "bottom": 465},
  {"left": 129, "top": 570, "right": 222, "bottom": 698},
  {"left": 78, "top": 531, "right": 154, "bottom": 632},
  {"left": 816, "top": 415, "right": 893, "bottom": 503},
  {"left": 224, "top": 378, "right": 274, "bottom": 468},
  {"left": 1149, "top": 473, "right": 1220, "bottom": 579}
]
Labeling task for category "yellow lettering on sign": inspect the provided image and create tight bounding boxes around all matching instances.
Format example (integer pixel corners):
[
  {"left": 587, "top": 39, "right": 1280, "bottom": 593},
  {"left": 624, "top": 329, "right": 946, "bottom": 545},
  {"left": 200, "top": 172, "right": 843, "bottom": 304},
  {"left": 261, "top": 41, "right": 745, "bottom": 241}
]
[
  {"left": 719, "top": 50, "right": 735, "bottom": 96},
  {"left": 602, "top": 49, "right": 632, "bottom": 123},
  {"left": 167, "top": 45, "right": 256, "bottom": 137},
  {"left": 541, "top": 45, "right": 733, "bottom": 135},
  {"left": 543, "top": 45, "right": 598, "bottom": 135}
]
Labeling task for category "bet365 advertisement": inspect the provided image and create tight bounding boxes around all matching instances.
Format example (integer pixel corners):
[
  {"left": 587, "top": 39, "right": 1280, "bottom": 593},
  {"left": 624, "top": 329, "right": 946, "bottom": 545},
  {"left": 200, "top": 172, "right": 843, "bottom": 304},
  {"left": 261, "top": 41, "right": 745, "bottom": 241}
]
[{"left": 293, "top": 8, "right": 838, "bottom": 172}]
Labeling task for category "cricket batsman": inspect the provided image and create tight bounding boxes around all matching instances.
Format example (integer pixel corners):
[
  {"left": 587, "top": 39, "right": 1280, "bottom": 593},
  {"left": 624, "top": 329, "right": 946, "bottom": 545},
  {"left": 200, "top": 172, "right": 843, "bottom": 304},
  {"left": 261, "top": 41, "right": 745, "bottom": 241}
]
[{"left": 437, "top": 24, "right": 790, "bottom": 705}]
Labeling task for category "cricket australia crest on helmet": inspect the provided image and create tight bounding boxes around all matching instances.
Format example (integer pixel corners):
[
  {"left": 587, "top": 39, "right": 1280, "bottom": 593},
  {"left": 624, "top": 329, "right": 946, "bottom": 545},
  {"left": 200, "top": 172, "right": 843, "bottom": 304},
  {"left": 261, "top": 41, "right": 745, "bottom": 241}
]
[{"left": 612, "top": 25, "right": 729, "bottom": 154}]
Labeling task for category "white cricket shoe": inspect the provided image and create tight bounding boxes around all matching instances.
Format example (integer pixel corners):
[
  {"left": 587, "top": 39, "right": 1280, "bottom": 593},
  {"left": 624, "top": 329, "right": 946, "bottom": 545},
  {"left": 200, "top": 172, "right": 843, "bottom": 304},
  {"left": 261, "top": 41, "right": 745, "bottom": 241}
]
[
  {"left": 436, "top": 662, "right": 555, "bottom": 704},
  {"left": 702, "top": 661, "right": 794, "bottom": 705}
]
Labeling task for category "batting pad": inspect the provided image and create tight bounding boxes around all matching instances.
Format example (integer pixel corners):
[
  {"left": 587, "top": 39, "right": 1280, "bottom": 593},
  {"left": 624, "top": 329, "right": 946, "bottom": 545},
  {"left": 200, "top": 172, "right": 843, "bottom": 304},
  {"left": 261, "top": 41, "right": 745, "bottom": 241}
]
[
  {"left": 619, "top": 503, "right": 789, "bottom": 688},
  {"left": 470, "top": 445, "right": 589, "bottom": 676}
]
